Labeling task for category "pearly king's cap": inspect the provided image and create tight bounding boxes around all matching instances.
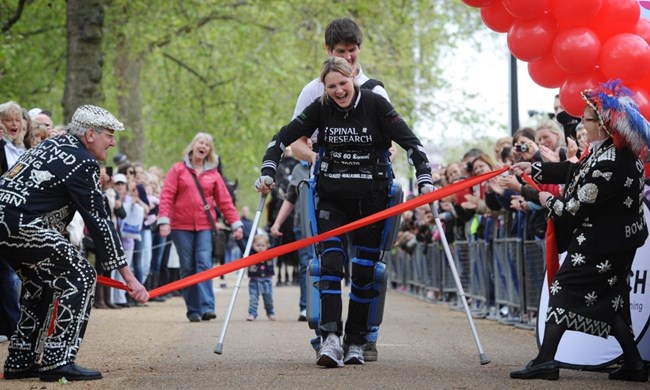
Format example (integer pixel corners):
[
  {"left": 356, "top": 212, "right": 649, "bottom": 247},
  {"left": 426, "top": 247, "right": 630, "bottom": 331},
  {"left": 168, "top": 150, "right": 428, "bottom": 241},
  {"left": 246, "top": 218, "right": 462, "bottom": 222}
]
[{"left": 71, "top": 105, "right": 125, "bottom": 132}]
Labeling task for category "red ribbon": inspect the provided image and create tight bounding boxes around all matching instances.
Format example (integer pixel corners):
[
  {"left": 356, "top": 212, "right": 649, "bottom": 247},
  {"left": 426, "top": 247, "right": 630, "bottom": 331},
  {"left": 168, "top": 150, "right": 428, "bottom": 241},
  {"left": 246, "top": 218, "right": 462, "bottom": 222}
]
[
  {"left": 98, "top": 168, "right": 507, "bottom": 298},
  {"left": 521, "top": 173, "right": 558, "bottom": 287},
  {"left": 47, "top": 299, "right": 59, "bottom": 336},
  {"left": 97, "top": 275, "right": 131, "bottom": 291}
]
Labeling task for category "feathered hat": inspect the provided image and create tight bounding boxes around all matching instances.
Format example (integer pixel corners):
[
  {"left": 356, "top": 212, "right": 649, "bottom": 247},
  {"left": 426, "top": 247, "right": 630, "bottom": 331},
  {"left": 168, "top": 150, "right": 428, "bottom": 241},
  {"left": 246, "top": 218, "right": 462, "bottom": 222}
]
[{"left": 580, "top": 80, "right": 650, "bottom": 155}]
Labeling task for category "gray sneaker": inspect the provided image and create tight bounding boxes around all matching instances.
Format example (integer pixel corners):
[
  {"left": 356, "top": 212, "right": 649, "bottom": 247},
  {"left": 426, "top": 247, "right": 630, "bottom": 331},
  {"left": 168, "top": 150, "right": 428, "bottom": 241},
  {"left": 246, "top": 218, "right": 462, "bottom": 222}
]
[
  {"left": 316, "top": 334, "right": 344, "bottom": 368},
  {"left": 363, "top": 342, "right": 378, "bottom": 362},
  {"left": 344, "top": 344, "right": 365, "bottom": 365}
]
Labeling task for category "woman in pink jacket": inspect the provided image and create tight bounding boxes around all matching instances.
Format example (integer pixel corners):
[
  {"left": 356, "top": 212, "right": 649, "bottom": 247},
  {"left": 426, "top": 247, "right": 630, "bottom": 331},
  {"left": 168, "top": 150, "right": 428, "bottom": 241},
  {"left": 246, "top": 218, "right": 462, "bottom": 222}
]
[{"left": 158, "top": 132, "right": 243, "bottom": 322}]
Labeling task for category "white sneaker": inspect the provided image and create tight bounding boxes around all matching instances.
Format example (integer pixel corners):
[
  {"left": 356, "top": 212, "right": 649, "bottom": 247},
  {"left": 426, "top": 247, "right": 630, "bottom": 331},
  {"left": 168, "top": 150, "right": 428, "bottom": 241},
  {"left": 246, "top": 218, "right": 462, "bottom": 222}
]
[
  {"left": 344, "top": 344, "right": 365, "bottom": 365},
  {"left": 316, "top": 334, "right": 344, "bottom": 368}
]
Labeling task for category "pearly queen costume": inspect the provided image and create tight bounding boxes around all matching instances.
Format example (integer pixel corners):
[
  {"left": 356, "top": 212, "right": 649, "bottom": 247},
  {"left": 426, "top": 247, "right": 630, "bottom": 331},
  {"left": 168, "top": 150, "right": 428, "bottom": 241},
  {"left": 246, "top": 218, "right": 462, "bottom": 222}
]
[
  {"left": 530, "top": 81, "right": 650, "bottom": 339},
  {"left": 0, "top": 106, "right": 127, "bottom": 373}
]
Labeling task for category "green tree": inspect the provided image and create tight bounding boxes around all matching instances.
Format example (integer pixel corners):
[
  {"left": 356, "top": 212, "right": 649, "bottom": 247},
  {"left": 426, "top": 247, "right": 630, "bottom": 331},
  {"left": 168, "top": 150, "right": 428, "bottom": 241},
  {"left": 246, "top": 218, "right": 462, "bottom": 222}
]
[{"left": 0, "top": 0, "right": 483, "bottom": 209}]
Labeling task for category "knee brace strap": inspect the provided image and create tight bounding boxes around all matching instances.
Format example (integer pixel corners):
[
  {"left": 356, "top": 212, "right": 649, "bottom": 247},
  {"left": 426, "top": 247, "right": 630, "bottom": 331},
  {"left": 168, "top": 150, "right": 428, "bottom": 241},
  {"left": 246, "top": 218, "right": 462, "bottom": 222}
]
[
  {"left": 319, "top": 275, "right": 342, "bottom": 295},
  {"left": 349, "top": 281, "right": 378, "bottom": 303},
  {"left": 352, "top": 245, "right": 380, "bottom": 262},
  {"left": 318, "top": 237, "right": 346, "bottom": 257},
  {"left": 351, "top": 257, "right": 375, "bottom": 268}
]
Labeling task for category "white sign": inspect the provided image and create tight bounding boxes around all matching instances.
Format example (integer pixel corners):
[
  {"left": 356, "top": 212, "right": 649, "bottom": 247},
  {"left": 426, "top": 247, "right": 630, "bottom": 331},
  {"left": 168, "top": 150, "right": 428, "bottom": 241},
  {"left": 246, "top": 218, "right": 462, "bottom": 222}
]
[{"left": 537, "top": 206, "right": 650, "bottom": 368}]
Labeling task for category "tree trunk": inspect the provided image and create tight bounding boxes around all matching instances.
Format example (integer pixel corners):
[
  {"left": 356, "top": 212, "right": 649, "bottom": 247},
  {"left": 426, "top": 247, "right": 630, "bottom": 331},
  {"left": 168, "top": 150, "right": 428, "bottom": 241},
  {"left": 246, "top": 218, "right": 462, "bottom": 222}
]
[
  {"left": 114, "top": 32, "right": 144, "bottom": 163},
  {"left": 62, "top": 0, "right": 105, "bottom": 123}
]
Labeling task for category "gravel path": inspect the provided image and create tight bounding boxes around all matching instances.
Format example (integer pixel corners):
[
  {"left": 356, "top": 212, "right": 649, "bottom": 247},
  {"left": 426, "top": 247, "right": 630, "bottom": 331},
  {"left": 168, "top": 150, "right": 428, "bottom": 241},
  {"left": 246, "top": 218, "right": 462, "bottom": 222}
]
[{"left": 0, "top": 273, "right": 647, "bottom": 389}]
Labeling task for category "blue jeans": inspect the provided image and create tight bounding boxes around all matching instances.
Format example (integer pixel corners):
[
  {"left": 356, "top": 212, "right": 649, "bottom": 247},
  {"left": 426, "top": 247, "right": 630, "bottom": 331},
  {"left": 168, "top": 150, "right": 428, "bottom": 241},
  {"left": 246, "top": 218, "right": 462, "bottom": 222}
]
[
  {"left": 150, "top": 231, "right": 167, "bottom": 273},
  {"left": 248, "top": 277, "right": 274, "bottom": 317},
  {"left": 170, "top": 229, "right": 215, "bottom": 318},
  {"left": 0, "top": 259, "right": 20, "bottom": 336}
]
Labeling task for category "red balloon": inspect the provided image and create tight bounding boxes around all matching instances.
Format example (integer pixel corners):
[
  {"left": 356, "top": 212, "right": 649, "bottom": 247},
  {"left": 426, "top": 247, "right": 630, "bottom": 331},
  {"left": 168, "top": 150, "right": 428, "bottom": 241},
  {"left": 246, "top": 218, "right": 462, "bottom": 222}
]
[
  {"left": 587, "top": 0, "right": 640, "bottom": 42},
  {"left": 528, "top": 54, "right": 567, "bottom": 88},
  {"left": 550, "top": 0, "right": 602, "bottom": 27},
  {"left": 635, "top": 18, "right": 650, "bottom": 45},
  {"left": 629, "top": 87, "right": 650, "bottom": 122},
  {"left": 480, "top": 1, "right": 516, "bottom": 33},
  {"left": 559, "top": 70, "right": 606, "bottom": 117},
  {"left": 552, "top": 27, "right": 601, "bottom": 74},
  {"left": 507, "top": 15, "right": 557, "bottom": 62},
  {"left": 503, "top": 0, "right": 550, "bottom": 20},
  {"left": 461, "top": 0, "right": 495, "bottom": 7},
  {"left": 600, "top": 33, "right": 650, "bottom": 85},
  {"left": 636, "top": 71, "right": 650, "bottom": 94}
]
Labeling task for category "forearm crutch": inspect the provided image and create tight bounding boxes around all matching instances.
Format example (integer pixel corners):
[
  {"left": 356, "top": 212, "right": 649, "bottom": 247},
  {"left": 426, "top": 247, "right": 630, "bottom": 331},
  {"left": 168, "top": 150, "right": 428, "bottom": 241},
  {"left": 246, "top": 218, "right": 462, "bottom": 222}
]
[
  {"left": 215, "top": 187, "right": 269, "bottom": 355},
  {"left": 430, "top": 201, "right": 490, "bottom": 365}
]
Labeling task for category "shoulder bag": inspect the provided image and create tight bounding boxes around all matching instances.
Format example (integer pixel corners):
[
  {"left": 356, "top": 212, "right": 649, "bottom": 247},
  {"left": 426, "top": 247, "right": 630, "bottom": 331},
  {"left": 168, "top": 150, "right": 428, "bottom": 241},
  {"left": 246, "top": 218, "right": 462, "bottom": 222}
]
[{"left": 189, "top": 170, "right": 227, "bottom": 260}]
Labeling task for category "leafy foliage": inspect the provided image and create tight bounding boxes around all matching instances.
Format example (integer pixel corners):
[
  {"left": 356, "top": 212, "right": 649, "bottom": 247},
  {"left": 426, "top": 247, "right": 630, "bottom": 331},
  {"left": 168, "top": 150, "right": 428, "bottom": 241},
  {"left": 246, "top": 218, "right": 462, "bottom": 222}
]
[{"left": 0, "top": 0, "right": 483, "bottom": 209}]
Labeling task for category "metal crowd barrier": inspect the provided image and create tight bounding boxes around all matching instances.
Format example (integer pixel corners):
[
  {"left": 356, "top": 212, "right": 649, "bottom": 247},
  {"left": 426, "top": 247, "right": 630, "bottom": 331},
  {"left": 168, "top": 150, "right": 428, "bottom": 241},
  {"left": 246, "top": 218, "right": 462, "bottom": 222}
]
[{"left": 384, "top": 211, "right": 546, "bottom": 331}]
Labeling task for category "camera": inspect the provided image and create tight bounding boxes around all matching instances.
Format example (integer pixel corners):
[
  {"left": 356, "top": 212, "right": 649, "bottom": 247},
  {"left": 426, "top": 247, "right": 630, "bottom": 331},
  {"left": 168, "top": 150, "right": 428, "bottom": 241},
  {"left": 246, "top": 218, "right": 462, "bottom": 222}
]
[{"left": 514, "top": 144, "right": 528, "bottom": 153}]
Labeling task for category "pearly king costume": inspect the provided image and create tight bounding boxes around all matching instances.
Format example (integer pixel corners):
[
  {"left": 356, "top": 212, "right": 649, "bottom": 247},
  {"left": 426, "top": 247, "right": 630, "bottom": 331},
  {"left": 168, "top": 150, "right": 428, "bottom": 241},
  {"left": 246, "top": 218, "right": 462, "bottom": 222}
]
[
  {"left": 0, "top": 106, "right": 127, "bottom": 373},
  {"left": 530, "top": 81, "right": 650, "bottom": 338}
]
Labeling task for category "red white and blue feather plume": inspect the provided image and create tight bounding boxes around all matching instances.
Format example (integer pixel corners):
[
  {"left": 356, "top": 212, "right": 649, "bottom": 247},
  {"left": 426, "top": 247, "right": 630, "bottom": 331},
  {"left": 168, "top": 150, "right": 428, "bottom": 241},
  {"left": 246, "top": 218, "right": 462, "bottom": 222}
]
[{"left": 581, "top": 79, "right": 650, "bottom": 155}]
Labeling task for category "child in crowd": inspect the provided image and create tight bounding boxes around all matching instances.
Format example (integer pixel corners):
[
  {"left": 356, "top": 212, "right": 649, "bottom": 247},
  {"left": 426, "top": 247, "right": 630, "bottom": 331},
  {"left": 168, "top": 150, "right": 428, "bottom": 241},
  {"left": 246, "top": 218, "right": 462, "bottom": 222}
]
[{"left": 247, "top": 234, "right": 276, "bottom": 321}]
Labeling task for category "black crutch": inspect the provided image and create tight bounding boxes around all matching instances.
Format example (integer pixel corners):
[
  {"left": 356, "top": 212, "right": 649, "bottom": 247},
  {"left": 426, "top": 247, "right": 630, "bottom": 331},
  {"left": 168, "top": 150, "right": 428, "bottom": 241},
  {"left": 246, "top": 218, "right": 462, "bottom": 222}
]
[
  {"left": 215, "top": 182, "right": 270, "bottom": 354},
  {"left": 430, "top": 201, "right": 490, "bottom": 365}
]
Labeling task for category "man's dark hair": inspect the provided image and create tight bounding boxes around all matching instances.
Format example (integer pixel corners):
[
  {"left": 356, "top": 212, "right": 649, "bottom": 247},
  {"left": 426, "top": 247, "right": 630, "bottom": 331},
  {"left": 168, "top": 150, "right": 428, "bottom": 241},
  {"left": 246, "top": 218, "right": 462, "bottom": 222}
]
[{"left": 325, "top": 18, "right": 362, "bottom": 49}]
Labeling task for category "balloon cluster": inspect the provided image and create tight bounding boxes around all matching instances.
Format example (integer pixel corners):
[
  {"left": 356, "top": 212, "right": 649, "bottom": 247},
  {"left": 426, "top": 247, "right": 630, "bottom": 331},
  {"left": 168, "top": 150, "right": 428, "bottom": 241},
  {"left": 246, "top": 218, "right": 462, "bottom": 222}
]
[{"left": 462, "top": 0, "right": 650, "bottom": 120}]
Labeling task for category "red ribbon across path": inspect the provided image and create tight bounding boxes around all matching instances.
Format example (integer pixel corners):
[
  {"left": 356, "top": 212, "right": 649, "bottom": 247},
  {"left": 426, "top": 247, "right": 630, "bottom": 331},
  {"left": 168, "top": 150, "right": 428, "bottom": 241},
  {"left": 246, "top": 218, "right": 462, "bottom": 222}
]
[
  {"left": 520, "top": 173, "right": 559, "bottom": 287},
  {"left": 99, "top": 167, "right": 508, "bottom": 299}
]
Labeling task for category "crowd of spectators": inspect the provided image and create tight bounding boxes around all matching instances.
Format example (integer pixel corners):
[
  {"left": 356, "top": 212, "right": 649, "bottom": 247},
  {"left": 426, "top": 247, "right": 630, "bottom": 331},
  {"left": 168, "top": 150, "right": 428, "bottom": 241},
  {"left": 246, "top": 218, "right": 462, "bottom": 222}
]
[{"left": 394, "top": 97, "right": 584, "bottom": 254}]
